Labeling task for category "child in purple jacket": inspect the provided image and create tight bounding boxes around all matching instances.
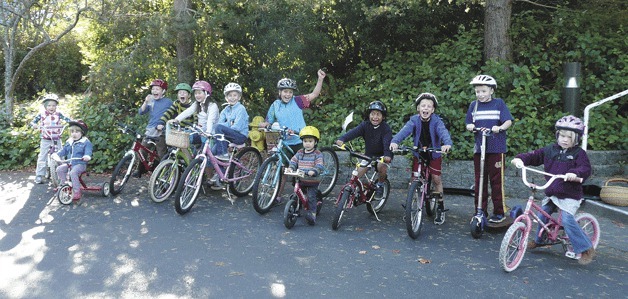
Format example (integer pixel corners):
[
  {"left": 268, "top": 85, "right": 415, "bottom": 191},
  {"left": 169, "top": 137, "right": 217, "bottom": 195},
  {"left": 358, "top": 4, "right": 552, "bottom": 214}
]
[{"left": 511, "top": 115, "right": 595, "bottom": 265}]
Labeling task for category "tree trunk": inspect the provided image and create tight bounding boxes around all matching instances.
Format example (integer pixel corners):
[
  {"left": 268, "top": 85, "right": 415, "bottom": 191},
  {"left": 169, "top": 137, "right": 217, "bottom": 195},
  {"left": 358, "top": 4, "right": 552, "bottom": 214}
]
[
  {"left": 484, "top": 0, "right": 513, "bottom": 62},
  {"left": 174, "top": 0, "right": 195, "bottom": 85}
]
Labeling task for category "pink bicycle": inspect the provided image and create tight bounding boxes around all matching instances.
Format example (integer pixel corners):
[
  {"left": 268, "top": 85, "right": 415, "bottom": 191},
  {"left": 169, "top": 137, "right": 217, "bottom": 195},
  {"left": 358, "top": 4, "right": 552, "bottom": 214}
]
[
  {"left": 498, "top": 163, "right": 600, "bottom": 272},
  {"left": 39, "top": 124, "right": 67, "bottom": 187},
  {"left": 282, "top": 169, "right": 323, "bottom": 229}
]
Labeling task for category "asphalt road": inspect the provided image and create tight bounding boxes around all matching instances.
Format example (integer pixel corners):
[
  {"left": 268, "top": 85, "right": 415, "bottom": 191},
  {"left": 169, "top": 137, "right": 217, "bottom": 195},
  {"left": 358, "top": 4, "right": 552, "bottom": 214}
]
[{"left": 1, "top": 171, "right": 626, "bottom": 298}]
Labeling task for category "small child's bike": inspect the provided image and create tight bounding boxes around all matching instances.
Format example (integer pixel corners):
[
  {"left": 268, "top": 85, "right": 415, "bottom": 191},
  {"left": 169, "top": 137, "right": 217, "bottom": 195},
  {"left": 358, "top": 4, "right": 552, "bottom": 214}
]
[
  {"left": 331, "top": 144, "right": 390, "bottom": 230},
  {"left": 498, "top": 163, "right": 601, "bottom": 272},
  {"left": 55, "top": 158, "right": 110, "bottom": 204},
  {"left": 39, "top": 124, "right": 67, "bottom": 187},
  {"left": 282, "top": 169, "right": 323, "bottom": 229}
]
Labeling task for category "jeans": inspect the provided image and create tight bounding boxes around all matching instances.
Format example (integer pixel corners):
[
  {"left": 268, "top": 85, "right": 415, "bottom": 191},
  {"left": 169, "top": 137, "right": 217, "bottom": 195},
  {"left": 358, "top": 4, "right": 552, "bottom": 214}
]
[
  {"left": 212, "top": 125, "right": 248, "bottom": 156},
  {"left": 57, "top": 163, "right": 87, "bottom": 194},
  {"left": 534, "top": 202, "right": 592, "bottom": 254}
]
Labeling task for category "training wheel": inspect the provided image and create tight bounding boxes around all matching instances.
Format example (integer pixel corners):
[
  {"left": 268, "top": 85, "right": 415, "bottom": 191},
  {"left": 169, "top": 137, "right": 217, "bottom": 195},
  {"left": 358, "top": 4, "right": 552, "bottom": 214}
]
[{"left": 101, "top": 182, "right": 111, "bottom": 197}]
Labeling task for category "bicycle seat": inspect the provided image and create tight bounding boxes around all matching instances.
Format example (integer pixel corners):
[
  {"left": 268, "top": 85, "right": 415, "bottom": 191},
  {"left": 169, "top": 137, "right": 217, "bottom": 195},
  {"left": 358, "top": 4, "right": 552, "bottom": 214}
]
[{"left": 229, "top": 143, "right": 247, "bottom": 149}]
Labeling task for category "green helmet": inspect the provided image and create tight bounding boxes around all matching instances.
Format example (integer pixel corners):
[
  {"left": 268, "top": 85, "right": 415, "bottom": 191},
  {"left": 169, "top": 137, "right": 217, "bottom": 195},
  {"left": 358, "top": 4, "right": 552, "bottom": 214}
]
[{"left": 174, "top": 83, "right": 193, "bottom": 94}]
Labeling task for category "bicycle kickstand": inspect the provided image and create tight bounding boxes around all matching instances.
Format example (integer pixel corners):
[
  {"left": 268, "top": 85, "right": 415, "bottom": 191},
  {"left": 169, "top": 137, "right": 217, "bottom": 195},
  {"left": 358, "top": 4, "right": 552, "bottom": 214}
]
[{"left": 367, "top": 202, "right": 382, "bottom": 222}]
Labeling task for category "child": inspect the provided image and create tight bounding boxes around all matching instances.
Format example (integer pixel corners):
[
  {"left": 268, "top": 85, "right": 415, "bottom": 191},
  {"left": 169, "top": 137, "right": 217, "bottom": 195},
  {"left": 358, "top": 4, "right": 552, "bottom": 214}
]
[
  {"left": 210, "top": 83, "right": 250, "bottom": 189},
  {"left": 335, "top": 100, "right": 393, "bottom": 198},
  {"left": 389, "top": 92, "right": 452, "bottom": 224},
  {"left": 511, "top": 115, "right": 595, "bottom": 265},
  {"left": 465, "top": 74, "right": 513, "bottom": 223},
  {"left": 52, "top": 120, "right": 92, "bottom": 201},
  {"left": 136, "top": 79, "right": 173, "bottom": 177},
  {"left": 175, "top": 80, "right": 220, "bottom": 141},
  {"left": 30, "top": 93, "right": 72, "bottom": 184},
  {"left": 286, "top": 126, "right": 325, "bottom": 225},
  {"left": 156, "top": 83, "right": 195, "bottom": 131}
]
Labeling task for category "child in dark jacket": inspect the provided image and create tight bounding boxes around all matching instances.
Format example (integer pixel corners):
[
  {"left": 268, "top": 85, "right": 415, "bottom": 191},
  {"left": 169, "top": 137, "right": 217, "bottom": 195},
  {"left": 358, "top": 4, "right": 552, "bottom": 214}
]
[{"left": 511, "top": 115, "right": 595, "bottom": 265}]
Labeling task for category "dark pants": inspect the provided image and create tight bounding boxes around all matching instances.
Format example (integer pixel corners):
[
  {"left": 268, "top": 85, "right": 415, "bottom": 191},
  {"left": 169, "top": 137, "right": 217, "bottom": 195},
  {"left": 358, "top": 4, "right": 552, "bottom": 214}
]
[{"left": 473, "top": 153, "right": 505, "bottom": 215}]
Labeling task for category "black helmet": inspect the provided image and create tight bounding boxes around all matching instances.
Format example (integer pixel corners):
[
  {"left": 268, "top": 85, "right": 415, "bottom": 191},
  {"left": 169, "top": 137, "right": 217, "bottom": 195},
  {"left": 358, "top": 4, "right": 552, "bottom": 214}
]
[
  {"left": 367, "top": 101, "right": 387, "bottom": 117},
  {"left": 414, "top": 92, "right": 438, "bottom": 109}
]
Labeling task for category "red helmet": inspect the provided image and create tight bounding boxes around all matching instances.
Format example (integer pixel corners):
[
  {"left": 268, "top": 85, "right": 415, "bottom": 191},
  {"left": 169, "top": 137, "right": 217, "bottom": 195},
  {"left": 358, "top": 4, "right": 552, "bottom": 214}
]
[
  {"left": 192, "top": 80, "right": 212, "bottom": 95},
  {"left": 69, "top": 119, "right": 89, "bottom": 135},
  {"left": 150, "top": 79, "right": 168, "bottom": 90}
]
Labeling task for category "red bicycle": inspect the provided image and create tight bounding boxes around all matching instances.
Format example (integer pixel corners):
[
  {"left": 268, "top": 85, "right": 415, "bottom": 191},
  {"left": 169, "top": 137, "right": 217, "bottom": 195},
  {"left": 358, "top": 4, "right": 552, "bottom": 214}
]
[
  {"left": 109, "top": 123, "right": 161, "bottom": 195},
  {"left": 282, "top": 169, "right": 323, "bottom": 229},
  {"left": 55, "top": 158, "right": 110, "bottom": 204}
]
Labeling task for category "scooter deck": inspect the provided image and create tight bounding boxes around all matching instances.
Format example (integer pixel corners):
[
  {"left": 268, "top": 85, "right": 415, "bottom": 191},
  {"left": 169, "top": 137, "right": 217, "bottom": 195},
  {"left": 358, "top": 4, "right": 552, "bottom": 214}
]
[{"left": 486, "top": 215, "right": 514, "bottom": 230}]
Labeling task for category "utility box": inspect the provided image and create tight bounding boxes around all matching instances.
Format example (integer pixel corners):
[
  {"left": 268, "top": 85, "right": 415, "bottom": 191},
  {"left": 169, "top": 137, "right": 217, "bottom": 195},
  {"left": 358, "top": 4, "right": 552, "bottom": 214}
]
[{"left": 563, "top": 62, "right": 581, "bottom": 116}]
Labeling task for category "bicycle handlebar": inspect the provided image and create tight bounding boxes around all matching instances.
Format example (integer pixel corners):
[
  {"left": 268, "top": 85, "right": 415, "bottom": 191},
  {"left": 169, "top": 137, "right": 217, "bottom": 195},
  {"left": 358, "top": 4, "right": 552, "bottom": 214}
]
[
  {"left": 185, "top": 124, "right": 227, "bottom": 142},
  {"left": 515, "top": 163, "right": 583, "bottom": 189},
  {"left": 392, "top": 145, "right": 444, "bottom": 155},
  {"left": 334, "top": 144, "right": 387, "bottom": 165},
  {"left": 55, "top": 157, "right": 85, "bottom": 163}
]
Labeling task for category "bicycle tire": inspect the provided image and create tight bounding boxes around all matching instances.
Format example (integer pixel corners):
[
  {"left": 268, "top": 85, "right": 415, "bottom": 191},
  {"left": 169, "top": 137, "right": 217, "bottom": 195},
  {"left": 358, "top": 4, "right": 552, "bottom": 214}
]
[
  {"left": 251, "top": 156, "right": 282, "bottom": 215},
  {"left": 575, "top": 213, "right": 601, "bottom": 250},
  {"left": 57, "top": 184, "right": 73, "bottom": 205},
  {"left": 109, "top": 154, "right": 136, "bottom": 196},
  {"left": 499, "top": 221, "right": 528, "bottom": 272},
  {"left": 332, "top": 187, "right": 351, "bottom": 230},
  {"left": 283, "top": 197, "right": 299, "bottom": 229},
  {"left": 149, "top": 159, "right": 179, "bottom": 203},
  {"left": 423, "top": 178, "right": 436, "bottom": 217},
  {"left": 405, "top": 181, "right": 423, "bottom": 239},
  {"left": 318, "top": 147, "right": 339, "bottom": 196},
  {"left": 174, "top": 158, "right": 204, "bottom": 215},
  {"left": 228, "top": 147, "right": 262, "bottom": 197},
  {"left": 366, "top": 179, "right": 390, "bottom": 215},
  {"left": 47, "top": 155, "right": 60, "bottom": 187}
]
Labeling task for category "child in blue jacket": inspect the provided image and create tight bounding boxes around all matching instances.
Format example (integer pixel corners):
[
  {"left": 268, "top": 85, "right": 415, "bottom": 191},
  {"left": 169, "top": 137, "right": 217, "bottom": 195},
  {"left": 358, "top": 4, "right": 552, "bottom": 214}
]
[{"left": 52, "top": 120, "right": 93, "bottom": 202}]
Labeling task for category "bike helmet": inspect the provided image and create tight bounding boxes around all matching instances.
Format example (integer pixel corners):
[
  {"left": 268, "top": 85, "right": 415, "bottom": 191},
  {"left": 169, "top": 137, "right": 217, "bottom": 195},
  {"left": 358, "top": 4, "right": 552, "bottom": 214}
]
[
  {"left": 192, "top": 80, "right": 212, "bottom": 95},
  {"left": 555, "top": 115, "right": 585, "bottom": 138},
  {"left": 41, "top": 93, "right": 59, "bottom": 105},
  {"left": 277, "top": 78, "right": 297, "bottom": 90},
  {"left": 469, "top": 75, "right": 497, "bottom": 89},
  {"left": 299, "top": 126, "right": 320, "bottom": 141},
  {"left": 414, "top": 92, "right": 439, "bottom": 109},
  {"left": 69, "top": 119, "right": 88, "bottom": 135},
  {"left": 174, "top": 83, "right": 193, "bottom": 94},
  {"left": 367, "top": 100, "right": 387, "bottom": 117},
  {"left": 223, "top": 82, "right": 243, "bottom": 96},
  {"left": 150, "top": 79, "right": 168, "bottom": 90}
]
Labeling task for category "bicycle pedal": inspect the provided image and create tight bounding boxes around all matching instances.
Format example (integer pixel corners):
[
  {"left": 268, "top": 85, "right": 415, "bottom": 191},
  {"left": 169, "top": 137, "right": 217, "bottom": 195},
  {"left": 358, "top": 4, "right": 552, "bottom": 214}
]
[{"left": 565, "top": 251, "right": 579, "bottom": 260}]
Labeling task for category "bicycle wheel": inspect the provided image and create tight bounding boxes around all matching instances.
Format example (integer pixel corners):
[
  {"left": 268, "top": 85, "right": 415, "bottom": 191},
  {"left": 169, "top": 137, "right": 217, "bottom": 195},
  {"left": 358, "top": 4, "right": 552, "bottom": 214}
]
[
  {"left": 109, "top": 154, "right": 136, "bottom": 196},
  {"left": 228, "top": 147, "right": 262, "bottom": 197},
  {"left": 149, "top": 159, "right": 179, "bottom": 203},
  {"left": 405, "top": 181, "right": 423, "bottom": 239},
  {"left": 283, "top": 197, "right": 299, "bottom": 229},
  {"left": 57, "top": 184, "right": 73, "bottom": 205},
  {"left": 575, "top": 213, "right": 601, "bottom": 249},
  {"left": 499, "top": 221, "right": 528, "bottom": 272},
  {"left": 366, "top": 179, "right": 390, "bottom": 215},
  {"left": 47, "top": 155, "right": 60, "bottom": 187},
  {"left": 174, "top": 158, "right": 204, "bottom": 215},
  {"left": 251, "top": 156, "right": 282, "bottom": 215},
  {"left": 332, "top": 187, "right": 351, "bottom": 230},
  {"left": 423, "top": 178, "right": 436, "bottom": 217},
  {"left": 318, "top": 147, "right": 339, "bottom": 196}
]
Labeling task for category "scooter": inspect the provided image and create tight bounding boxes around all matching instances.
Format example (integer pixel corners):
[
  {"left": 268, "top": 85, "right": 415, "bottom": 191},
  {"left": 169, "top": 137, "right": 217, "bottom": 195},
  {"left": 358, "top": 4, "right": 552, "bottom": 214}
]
[{"left": 470, "top": 128, "right": 489, "bottom": 238}]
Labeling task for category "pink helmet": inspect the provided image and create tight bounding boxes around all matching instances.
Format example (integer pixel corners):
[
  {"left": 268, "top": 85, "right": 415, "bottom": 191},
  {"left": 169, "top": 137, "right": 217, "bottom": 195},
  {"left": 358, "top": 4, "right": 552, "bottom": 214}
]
[
  {"left": 555, "top": 115, "right": 585, "bottom": 135},
  {"left": 192, "top": 80, "right": 212, "bottom": 96},
  {"left": 150, "top": 79, "right": 168, "bottom": 90}
]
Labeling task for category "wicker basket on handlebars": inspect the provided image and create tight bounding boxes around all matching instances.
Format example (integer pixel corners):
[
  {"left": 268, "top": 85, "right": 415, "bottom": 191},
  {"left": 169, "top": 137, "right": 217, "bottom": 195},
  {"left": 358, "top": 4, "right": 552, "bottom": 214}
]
[
  {"left": 600, "top": 177, "right": 628, "bottom": 207},
  {"left": 166, "top": 127, "right": 190, "bottom": 149},
  {"left": 265, "top": 131, "right": 280, "bottom": 153}
]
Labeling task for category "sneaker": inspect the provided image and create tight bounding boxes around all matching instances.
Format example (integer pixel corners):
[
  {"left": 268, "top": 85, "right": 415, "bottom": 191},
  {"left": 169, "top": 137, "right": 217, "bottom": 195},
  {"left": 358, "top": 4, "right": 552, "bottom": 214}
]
[
  {"left": 72, "top": 191, "right": 82, "bottom": 202},
  {"left": 34, "top": 176, "right": 43, "bottom": 184},
  {"left": 210, "top": 179, "right": 224, "bottom": 190},
  {"left": 489, "top": 214, "right": 505, "bottom": 223},
  {"left": 374, "top": 182, "right": 384, "bottom": 198},
  {"left": 527, "top": 240, "right": 539, "bottom": 250},
  {"left": 274, "top": 196, "right": 283, "bottom": 205},
  {"left": 434, "top": 207, "right": 446, "bottom": 225},
  {"left": 578, "top": 248, "right": 595, "bottom": 265},
  {"left": 305, "top": 211, "right": 316, "bottom": 225},
  {"left": 132, "top": 171, "right": 142, "bottom": 178},
  {"left": 216, "top": 153, "right": 230, "bottom": 161},
  {"left": 209, "top": 174, "right": 219, "bottom": 184}
]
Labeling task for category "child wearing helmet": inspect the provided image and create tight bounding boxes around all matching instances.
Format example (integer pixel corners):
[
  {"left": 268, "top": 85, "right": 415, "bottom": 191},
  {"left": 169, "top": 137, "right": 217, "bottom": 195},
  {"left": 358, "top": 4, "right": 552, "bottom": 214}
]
[
  {"left": 511, "top": 115, "right": 595, "bottom": 265},
  {"left": 390, "top": 92, "right": 453, "bottom": 225},
  {"left": 258, "top": 69, "right": 326, "bottom": 154},
  {"left": 138, "top": 79, "right": 173, "bottom": 167},
  {"left": 51, "top": 120, "right": 93, "bottom": 202},
  {"left": 156, "top": 83, "right": 195, "bottom": 131},
  {"left": 465, "top": 74, "right": 513, "bottom": 223},
  {"left": 208, "top": 83, "right": 250, "bottom": 190},
  {"left": 174, "top": 80, "right": 220, "bottom": 142},
  {"left": 29, "top": 93, "right": 72, "bottom": 184},
  {"left": 335, "top": 100, "right": 393, "bottom": 198},
  {"left": 287, "top": 126, "right": 325, "bottom": 225}
]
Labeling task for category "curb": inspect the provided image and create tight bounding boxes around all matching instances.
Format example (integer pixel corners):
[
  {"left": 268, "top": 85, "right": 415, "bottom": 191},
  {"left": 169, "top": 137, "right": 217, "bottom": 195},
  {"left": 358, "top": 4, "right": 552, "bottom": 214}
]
[{"left": 581, "top": 199, "right": 628, "bottom": 223}]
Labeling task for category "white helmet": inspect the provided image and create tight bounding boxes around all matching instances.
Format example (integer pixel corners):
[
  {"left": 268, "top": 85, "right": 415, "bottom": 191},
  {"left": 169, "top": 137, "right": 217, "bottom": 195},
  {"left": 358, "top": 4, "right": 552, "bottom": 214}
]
[
  {"left": 469, "top": 75, "right": 497, "bottom": 89},
  {"left": 223, "top": 82, "right": 242, "bottom": 96}
]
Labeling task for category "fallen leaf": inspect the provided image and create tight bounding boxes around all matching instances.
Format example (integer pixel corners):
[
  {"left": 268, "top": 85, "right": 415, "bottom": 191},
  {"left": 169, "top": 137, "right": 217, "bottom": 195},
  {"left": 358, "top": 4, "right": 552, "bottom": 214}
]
[
  {"left": 359, "top": 250, "right": 367, "bottom": 254},
  {"left": 372, "top": 245, "right": 380, "bottom": 250},
  {"left": 418, "top": 258, "right": 431, "bottom": 264},
  {"left": 392, "top": 249, "right": 400, "bottom": 254},
  {"left": 215, "top": 262, "right": 225, "bottom": 266},
  {"left": 612, "top": 220, "right": 624, "bottom": 228},
  {"left": 355, "top": 227, "right": 364, "bottom": 231}
]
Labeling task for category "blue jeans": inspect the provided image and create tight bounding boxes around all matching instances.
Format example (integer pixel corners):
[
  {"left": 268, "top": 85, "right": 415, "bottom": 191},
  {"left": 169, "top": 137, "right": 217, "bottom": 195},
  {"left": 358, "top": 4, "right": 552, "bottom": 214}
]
[
  {"left": 534, "top": 202, "right": 592, "bottom": 254},
  {"left": 212, "top": 125, "right": 248, "bottom": 156}
]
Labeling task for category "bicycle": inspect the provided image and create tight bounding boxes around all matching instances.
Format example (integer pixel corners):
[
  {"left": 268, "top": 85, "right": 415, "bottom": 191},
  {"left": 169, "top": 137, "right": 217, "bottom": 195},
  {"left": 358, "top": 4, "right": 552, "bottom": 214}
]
[
  {"left": 109, "top": 123, "right": 161, "bottom": 196},
  {"left": 393, "top": 146, "right": 443, "bottom": 239},
  {"left": 173, "top": 126, "right": 262, "bottom": 215},
  {"left": 39, "top": 124, "right": 67, "bottom": 187},
  {"left": 498, "top": 163, "right": 601, "bottom": 272},
  {"left": 148, "top": 121, "right": 195, "bottom": 203},
  {"left": 55, "top": 158, "right": 110, "bottom": 204},
  {"left": 331, "top": 144, "right": 390, "bottom": 230},
  {"left": 282, "top": 169, "right": 323, "bottom": 229},
  {"left": 251, "top": 126, "right": 339, "bottom": 215}
]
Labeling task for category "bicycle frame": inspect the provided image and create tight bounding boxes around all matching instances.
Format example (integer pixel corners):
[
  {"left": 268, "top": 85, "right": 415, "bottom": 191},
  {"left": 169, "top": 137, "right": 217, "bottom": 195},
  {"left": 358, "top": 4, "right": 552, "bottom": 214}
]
[
  {"left": 118, "top": 123, "right": 161, "bottom": 172},
  {"left": 40, "top": 124, "right": 67, "bottom": 185},
  {"left": 259, "top": 128, "right": 295, "bottom": 187},
  {"left": 335, "top": 146, "right": 386, "bottom": 217}
]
